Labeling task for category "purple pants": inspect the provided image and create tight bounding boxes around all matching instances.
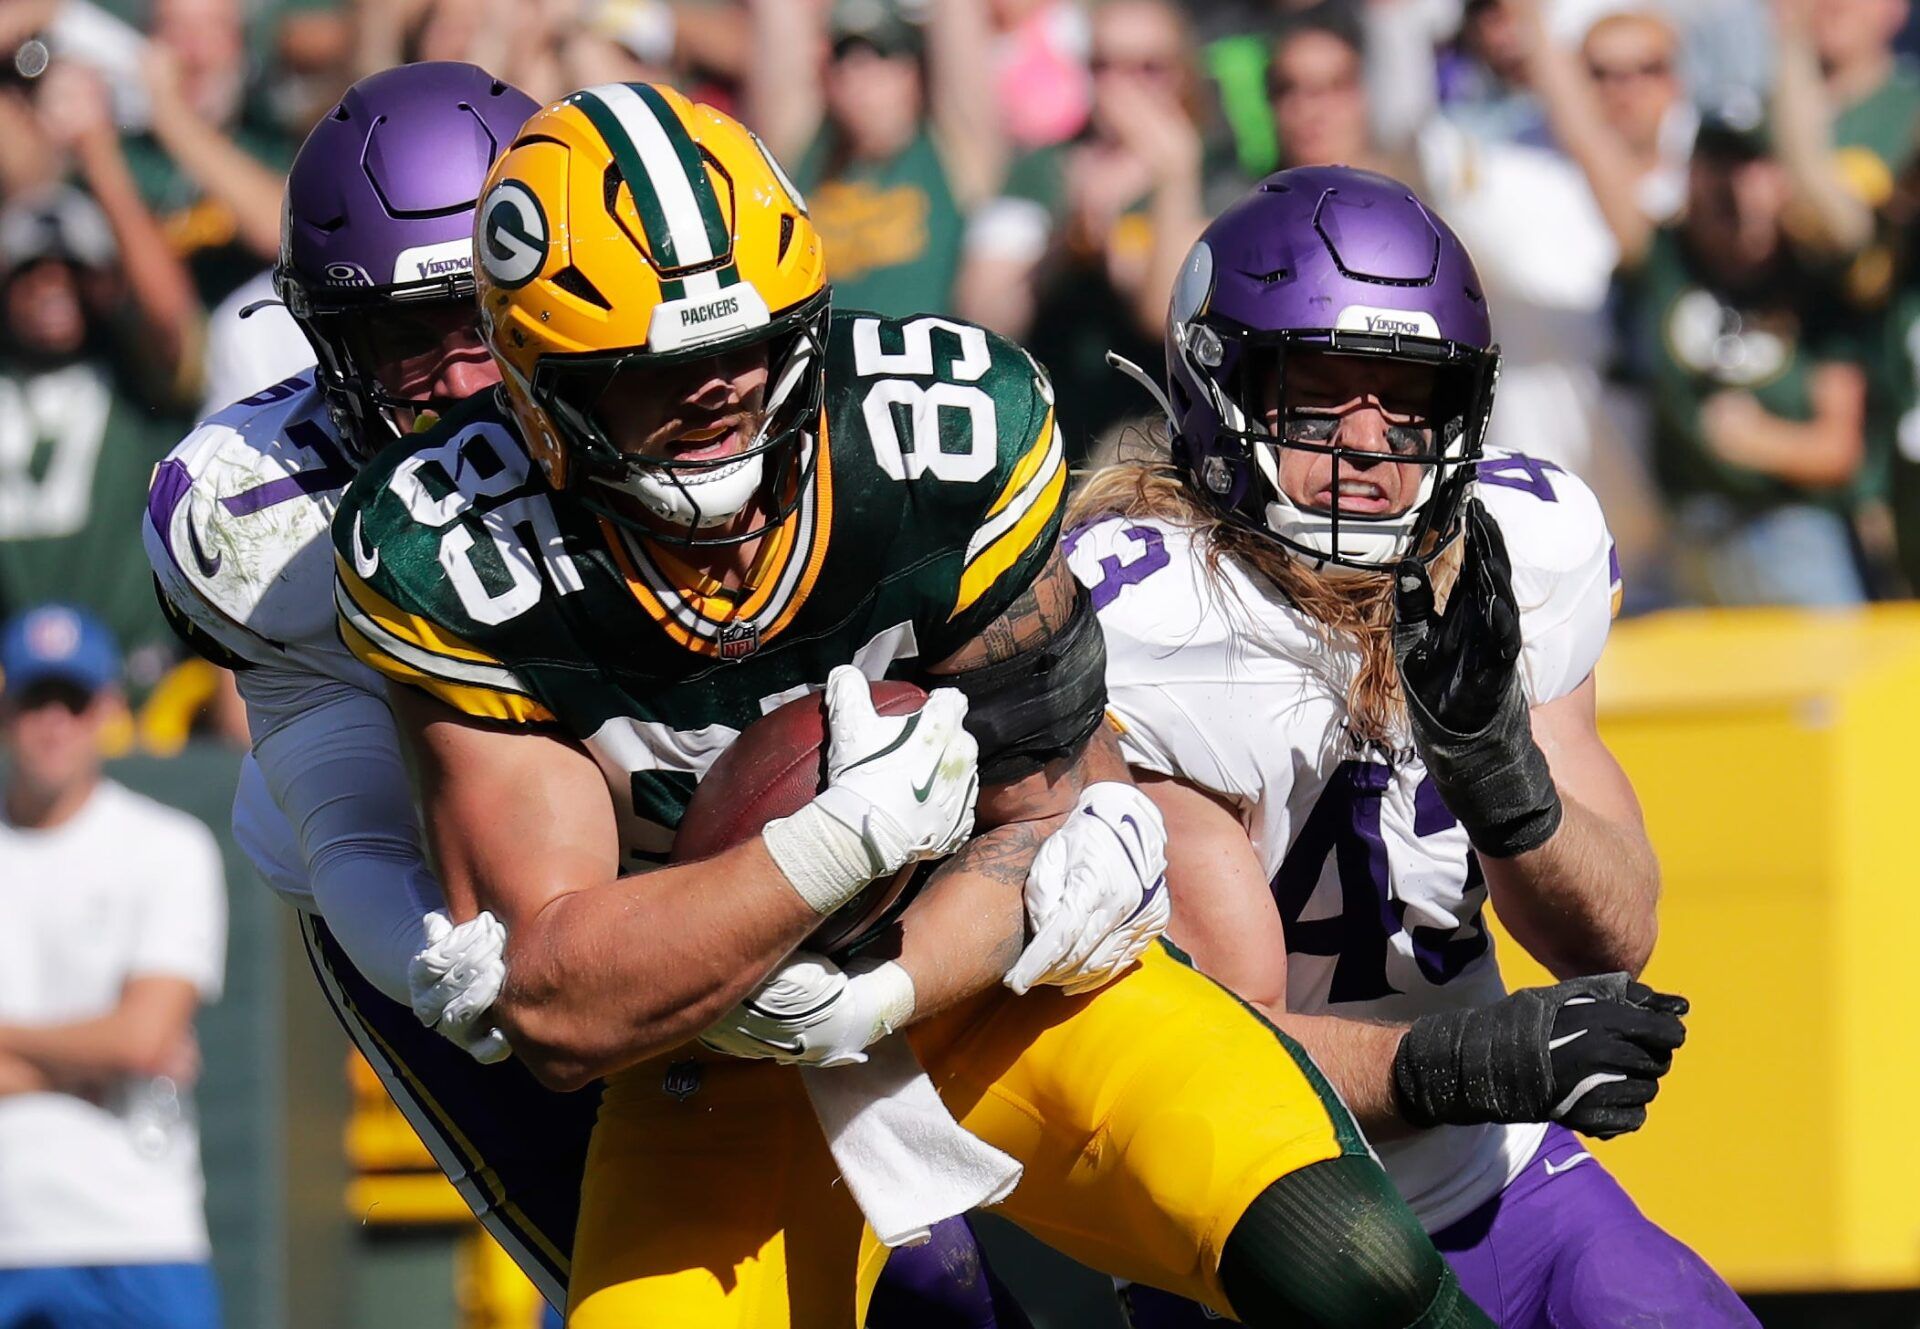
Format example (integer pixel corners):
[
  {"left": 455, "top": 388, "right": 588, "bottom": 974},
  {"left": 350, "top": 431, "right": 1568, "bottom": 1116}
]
[
  {"left": 1433, "top": 1125, "right": 1756, "bottom": 1328},
  {"left": 1123, "top": 1125, "right": 1756, "bottom": 1329},
  {"left": 869, "top": 1217, "right": 1034, "bottom": 1329}
]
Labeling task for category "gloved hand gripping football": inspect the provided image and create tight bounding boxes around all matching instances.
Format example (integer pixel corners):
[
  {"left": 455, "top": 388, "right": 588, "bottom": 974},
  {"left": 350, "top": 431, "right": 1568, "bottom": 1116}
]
[{"left": 761, "top": 665, "right": 980, "bottom": 916}]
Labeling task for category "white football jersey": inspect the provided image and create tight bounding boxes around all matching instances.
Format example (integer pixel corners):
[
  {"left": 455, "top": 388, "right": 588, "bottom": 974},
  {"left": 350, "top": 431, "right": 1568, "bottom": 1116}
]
[
  {"left": 1070, "top": 451, "right": 1619, "bottom": 1232},
  {"left": 146, "top": 374, "right": 365, "bottom": 916}
]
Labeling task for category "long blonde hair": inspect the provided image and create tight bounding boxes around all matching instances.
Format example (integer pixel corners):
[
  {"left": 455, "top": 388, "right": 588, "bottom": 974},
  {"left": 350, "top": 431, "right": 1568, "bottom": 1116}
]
[{"left": 1069, "top": 452, "right": 1459, "bottom": 747}]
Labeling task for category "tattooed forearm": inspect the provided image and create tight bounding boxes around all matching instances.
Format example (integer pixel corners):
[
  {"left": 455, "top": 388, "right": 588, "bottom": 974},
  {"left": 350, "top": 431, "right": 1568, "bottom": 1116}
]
[
  {"left": 929, "top": 551, "right": 1079, "bottom": 674},
  {"left": 977, "top": 721, "right": 1130, "bottom": 827},
  {"left": 891, "top": 820, "right": 1045, "bottom": 1019}
]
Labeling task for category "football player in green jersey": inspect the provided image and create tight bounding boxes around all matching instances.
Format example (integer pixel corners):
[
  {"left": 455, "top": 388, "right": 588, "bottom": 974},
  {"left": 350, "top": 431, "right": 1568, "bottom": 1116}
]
[{"left": 333, "top": 83, "right": 1494, "bottom": 1329}]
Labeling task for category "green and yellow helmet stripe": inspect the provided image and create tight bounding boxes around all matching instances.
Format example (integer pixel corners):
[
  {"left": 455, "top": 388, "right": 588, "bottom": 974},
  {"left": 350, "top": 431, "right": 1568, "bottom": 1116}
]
[{"left": 569, "top": 82, "right": 732, "bottom": 274}]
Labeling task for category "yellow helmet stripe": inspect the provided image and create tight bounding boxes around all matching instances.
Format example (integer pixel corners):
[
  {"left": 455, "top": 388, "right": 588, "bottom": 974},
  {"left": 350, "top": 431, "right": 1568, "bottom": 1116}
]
[{"left": 571, "top": 83, "right": 729, "bottom": 272}]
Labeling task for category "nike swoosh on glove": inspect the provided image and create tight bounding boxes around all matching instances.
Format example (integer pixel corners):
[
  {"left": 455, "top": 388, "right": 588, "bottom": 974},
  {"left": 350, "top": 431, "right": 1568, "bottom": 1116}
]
[
  {"left": 763, "top": 666, "right": 980, "bottom": 916},
  {"left": 1392, "top": 972, "right": 1689, "bottom": 1139},
  {"left": 408, "top": 910, "right": 512, "bottom": 1064},
  {"left": 700, "top": 950, "right": 917, "bottom": 1068},
  {"left": 1005, "top": 783, "right": 1170, "bottom": 996}
]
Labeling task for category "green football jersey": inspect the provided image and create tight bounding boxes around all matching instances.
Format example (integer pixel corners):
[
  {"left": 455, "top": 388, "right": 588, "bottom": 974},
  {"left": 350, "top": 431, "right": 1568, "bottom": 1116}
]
[{"left": 334, "top": 311, "right": 1066, "bottom": 869}]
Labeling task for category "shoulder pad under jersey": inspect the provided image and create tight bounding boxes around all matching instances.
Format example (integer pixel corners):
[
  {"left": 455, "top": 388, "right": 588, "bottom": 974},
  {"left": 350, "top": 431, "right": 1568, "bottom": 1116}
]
[
  {"left": 822, "top": 310, "right": 1067, "bottom": 656},
  {"left": 1473, "top": 451, "right": 1620, "bottom": 704},
  {"left": 145, "top": 372, "right": 361, "bottom": 671}
]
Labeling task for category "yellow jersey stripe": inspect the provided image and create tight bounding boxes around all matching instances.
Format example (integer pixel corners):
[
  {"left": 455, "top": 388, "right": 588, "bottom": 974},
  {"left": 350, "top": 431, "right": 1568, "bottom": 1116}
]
[
  {"left": 983, "top": 408, "right": 1058, "bottom": 522},
  {"left": 967, "top": 421, "right": 1064, "bottom": 566},
  {"left": 336, "top": 558, "right": 512, "bottom": 669},
  {"left": 762, "top": 412, "right": 834, "bottom": 642},
  {"left": 337, "top": 617, "right": 556, "bottom": 725},
  {"left": 950, "top": 459, "right": 1067, "bottom": 619}
]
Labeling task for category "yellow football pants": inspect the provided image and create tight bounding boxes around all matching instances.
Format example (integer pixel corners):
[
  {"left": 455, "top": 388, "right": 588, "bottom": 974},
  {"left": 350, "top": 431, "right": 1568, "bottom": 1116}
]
[{"left": 567, "top": 942, "right": 1361, "bottom": 1327}]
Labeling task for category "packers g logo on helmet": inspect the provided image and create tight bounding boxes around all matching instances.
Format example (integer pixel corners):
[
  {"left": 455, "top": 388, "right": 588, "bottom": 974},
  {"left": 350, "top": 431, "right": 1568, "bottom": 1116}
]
[
  {"left": 472, "top": 81, "right": 829, "bottom": 537},
  {"left": 478, "top": 180, "right": 548, "bottom": 289}
]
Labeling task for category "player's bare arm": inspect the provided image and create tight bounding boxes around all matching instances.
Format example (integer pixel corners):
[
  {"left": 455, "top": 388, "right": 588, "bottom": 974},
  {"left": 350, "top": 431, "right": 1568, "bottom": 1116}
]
[
  {"left": 388, "top": 687, "right": 818, "bottom": 1088},
  {"left": 1142, "top": 765, "right": 1684, "bottom": 1141},
  {"left": 1487, "top": 676, "right": 1661, "bottom": 979},
  {"left": 1394, "top": 504, "right": 1660, "bottom": 980},
  {"left": 390, "top": 676, "right": 974, "bottom": 1089},
  {"left": 871, "top": 549, "right": 1140, "bottom": 1020}
]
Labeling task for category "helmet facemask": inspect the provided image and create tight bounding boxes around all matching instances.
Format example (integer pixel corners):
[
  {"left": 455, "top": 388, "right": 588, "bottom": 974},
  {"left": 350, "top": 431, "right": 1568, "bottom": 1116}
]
[
  {"left": 1174, "top": 321, "right": 1498, "bottom": 573},
  {"left": 531, "top": 291, "right": 830, "bottom": 548},
  {"left": 276, "top": 267, "right": 482, "bottom": 454}
]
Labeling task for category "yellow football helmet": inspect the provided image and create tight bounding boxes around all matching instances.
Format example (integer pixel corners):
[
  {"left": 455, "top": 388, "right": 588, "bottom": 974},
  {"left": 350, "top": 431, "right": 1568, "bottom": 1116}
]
[{"left": 472, "top": 82, "right": 828, "bottom": 539}]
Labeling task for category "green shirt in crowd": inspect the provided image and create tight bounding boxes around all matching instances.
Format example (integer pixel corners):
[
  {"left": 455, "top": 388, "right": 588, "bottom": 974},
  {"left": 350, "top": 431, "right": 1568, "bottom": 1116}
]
[
  {"left": 795, "top": 126, "right": 964, "bottom": 319},
  {"left": 122, "top": 115, "right": 293, "bottom": 309},
  {"left": 1617, "top": 225, "right": 1858, "bottom": 514},
  {"left": 0, "top": 357, "right": 187, "bottom": 690}
]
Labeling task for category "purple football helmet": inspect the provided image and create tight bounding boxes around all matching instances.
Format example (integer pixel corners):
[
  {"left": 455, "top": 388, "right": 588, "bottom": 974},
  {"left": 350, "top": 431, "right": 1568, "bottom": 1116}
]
[
  {"left": 1162, "top": 166, "right": 1500, "bottom": 571},
  {"left": 275, "top": 62, "right": 537, "bottom": 450}
]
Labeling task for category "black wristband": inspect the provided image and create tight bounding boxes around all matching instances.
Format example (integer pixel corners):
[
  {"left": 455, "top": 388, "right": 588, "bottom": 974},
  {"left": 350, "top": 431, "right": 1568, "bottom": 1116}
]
[
  {"left": 1403, "top": 677, "right": 1562, "bottom": 858},
  {"left": 1391, "top": 996, "right": 1557, "bottom": 1129}
]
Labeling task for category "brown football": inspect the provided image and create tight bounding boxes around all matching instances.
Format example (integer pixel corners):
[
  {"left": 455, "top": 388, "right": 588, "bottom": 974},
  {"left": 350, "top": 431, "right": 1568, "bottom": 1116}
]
[{"left": 672, "top": 680, "right": 930, "bottom": 955}]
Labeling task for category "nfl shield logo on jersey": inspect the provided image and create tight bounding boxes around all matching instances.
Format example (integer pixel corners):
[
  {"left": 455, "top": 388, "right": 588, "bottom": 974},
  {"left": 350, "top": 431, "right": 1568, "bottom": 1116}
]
[
  {"left": 718, "top": 621, "right": 759, "bottom": 660},
  {"left": 661, "top": 1060, "right": 702, "bottom": 1102}
]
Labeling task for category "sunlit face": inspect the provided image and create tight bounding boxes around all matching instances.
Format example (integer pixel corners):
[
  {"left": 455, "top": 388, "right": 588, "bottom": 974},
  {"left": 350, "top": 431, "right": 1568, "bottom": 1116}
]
[
  {"left": 1, "top": 680, "right": 109, "bottom": 805},
  {"left": 364, "top": 304, "right": 500, "bottom": 431},
  {"left": 151, "top": 0, "right": 245, "bottom": 120},
  {"left": 1090, "top": 0, "right": 1189, "bottom": 133},
  {"left": 1270, "top": 30, "right": 1370, "bottom": 168},
  {"left": 823, "top": 42, "right": 923, "bottom": 159},
  {"left": 1812, "top": 0, "right": 1907, "bottom": 71},
  {"left": 1264, "top": 353, "right": 1442, "bottom": 519},
  {"left": 1582, "top": 15, "right": 1680, "bottom": 154},
  {"left": 596, "top": 343, "right": 772, "bottom": 466}
]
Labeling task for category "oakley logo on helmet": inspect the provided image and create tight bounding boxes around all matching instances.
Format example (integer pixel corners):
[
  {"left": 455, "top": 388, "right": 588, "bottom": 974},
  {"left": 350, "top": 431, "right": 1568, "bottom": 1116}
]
[
  {"left": 479, "top": 180, "right": 549, "bottom": 289},
  {"left": 323, "top": 261, "right": 374, "bottom": 287},
  {"left": 1336, "top": 305, "right": 1441, "bottom": 338},
  {"left": 394, "top": 238, "right": 475, "bottom": 285}
]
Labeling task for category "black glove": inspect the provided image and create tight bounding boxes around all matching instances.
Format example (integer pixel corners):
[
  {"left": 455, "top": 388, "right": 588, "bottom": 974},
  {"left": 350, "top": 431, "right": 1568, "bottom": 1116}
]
[
  {"left": 1393, "top": 500, "right": 1562, "bottom": 858},
  {"left": 1391, "top": 973, "right": 1690, "bottom": 1139}
]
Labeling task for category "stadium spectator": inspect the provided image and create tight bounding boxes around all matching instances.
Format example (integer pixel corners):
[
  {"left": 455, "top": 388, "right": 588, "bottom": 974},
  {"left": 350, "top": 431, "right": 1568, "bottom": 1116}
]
[
  {"left": 1580, "top": 6, "right": 1695, "bottom": 222},
  {"left": 0, "top": 186, "right": 199, "bottom": 691},
  {"left": 956, "top": 0, "right": 1210, "bottom": 462},
  {"left": 1595, "top": 105, "right": 1872, "bottom": 605},
  {"left": 100, "top": 0, "right": 291, "bottom": 308},
  {"left": 1435, "top": 0, "right": 1553, "bottom": 145},
  {"left": 1808, "top": 0, "right": 1920, "bottom": 213},
  {"left": 746, "top": 0, "right": 1003, "bottom": 318},
  {"left": 0, "top": 603, "right": 226, "bottom": 1329}
]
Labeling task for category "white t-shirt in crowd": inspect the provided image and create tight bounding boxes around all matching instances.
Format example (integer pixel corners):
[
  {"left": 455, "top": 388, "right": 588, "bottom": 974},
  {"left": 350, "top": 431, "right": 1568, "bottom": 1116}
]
[{"left": 0, "top": 779, "right": 227, "bottom": 1267}]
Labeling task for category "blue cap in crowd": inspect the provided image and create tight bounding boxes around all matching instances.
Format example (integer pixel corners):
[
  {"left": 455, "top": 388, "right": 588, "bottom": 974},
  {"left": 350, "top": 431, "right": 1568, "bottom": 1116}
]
[{"left": 0, "top": 604, "right": 121, "bottom": 697}]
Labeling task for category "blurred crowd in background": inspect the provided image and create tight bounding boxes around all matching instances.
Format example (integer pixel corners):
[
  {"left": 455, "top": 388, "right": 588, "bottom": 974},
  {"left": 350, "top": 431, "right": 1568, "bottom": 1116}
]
[{"left": 0, "top": 0, "right": 1918, "bottom": 735}]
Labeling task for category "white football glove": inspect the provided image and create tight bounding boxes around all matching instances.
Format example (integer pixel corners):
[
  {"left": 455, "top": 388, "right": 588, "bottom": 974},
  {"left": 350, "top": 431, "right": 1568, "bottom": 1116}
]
[
  {"left": 1005, "top": 783, "right": 1171, "bottom": 996},
  {"left": 699, "top": 950, "right": 917, "bottom": 1068},
  {"left": 762, "top": 665, "right": 980, "bottom": 915},
  {"left": 408, "top": 910, "right": 512, "bottom": 1064}
]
